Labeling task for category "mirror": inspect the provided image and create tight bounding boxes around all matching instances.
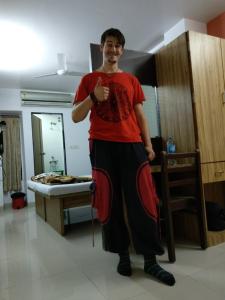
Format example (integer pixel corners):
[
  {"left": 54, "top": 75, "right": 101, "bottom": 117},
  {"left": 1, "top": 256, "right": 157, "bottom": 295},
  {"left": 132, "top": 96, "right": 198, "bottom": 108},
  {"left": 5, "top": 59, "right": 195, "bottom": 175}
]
[{"left": 31, "top": 113, "right": 67, "bottom": 175}]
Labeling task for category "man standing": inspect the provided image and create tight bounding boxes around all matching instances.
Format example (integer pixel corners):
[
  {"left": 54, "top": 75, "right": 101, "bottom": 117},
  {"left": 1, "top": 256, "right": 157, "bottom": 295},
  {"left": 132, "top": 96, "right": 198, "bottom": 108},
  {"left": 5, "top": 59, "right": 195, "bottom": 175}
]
[{"left": 72, "top": 28, "right": 175, "bottom": 286}]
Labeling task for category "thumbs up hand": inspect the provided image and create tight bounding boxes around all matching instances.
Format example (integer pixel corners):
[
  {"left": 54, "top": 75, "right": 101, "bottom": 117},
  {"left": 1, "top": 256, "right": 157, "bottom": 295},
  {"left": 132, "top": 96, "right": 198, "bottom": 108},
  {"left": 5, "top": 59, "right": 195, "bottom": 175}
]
[{"left": 93, "top": 77, "right": 109, "bottom": 102}]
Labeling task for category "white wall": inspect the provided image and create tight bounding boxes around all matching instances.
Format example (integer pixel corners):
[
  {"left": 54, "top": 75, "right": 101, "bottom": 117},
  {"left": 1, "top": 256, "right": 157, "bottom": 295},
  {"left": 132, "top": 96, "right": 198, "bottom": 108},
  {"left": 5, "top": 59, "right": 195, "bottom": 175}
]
[
  {"left": 142, "top": 86, "right": 159, "bottom": 137},
  {"left": 164, "top": 18, "right": 207, "bottom": 45},
  {"left": 0, "top": 88, "right": 91, "bottom": 203},
  {"left": 149, "top": 18, "right": 207, "bottom": 53}
]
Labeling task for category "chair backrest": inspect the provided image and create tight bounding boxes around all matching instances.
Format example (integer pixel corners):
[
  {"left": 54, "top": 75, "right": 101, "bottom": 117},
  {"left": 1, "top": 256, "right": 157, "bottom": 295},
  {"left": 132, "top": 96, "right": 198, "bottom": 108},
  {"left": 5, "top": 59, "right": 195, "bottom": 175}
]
[{"left": 161, "top": 150, "right": 203, "bottom": 210}]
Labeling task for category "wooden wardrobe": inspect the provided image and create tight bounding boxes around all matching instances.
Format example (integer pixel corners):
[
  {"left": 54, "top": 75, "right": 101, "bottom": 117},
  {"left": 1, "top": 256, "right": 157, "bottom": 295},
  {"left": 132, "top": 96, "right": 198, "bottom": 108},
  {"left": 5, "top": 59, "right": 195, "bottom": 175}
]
[{"left": 156, "top": 31, "right": 225, "bottom": 246}]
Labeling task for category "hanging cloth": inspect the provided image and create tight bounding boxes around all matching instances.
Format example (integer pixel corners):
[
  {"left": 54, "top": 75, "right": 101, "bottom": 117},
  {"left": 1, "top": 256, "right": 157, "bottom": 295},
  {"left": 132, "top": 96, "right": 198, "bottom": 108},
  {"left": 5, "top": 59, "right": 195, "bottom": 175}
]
[{"left": 0, "top": 116, "right": 22, "bottom": 192}]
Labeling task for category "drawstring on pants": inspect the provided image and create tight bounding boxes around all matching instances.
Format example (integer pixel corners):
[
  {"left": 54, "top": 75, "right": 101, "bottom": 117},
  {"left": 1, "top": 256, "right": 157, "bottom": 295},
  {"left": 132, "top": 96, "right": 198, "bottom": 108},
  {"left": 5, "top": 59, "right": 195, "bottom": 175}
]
[{"left": 89, "top": 180, "right": 96, "bottom": 247}]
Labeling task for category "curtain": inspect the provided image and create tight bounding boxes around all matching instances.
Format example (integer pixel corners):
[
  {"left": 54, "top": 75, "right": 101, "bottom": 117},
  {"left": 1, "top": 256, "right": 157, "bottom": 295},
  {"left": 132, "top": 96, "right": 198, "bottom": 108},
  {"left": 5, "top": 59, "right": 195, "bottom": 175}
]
[{"left": 0, "top": 116, "right": 22, "bottom": 192}]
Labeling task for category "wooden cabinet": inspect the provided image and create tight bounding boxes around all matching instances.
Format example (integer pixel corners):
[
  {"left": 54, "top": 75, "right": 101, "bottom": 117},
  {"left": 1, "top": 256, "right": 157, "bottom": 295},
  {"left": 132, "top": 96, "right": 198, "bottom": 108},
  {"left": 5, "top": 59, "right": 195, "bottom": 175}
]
[
  {"left": 188, "top": 32, "right": 225, "bottom": 163},
  {"left": 201, "top": 162, "right": 225, "bottom": 183},
  {"left": 156, "top": 31, "right": 225, "bottom": 165},
  {"left": 221, "top": 39, "right": 225, "bottom": 87},
  {"left": 156, "top": 31, "right": 225, "bottom": 246},
  {"left": 35, "top": 193, "right": 46, "bottom": 220}
]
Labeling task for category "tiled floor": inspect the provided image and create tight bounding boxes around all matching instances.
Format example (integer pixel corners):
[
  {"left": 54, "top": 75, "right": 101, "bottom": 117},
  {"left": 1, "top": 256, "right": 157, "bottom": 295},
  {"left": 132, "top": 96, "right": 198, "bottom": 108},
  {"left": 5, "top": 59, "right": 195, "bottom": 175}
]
[{"left": 1, "top": 206, "right": 225, "bottom": 300}]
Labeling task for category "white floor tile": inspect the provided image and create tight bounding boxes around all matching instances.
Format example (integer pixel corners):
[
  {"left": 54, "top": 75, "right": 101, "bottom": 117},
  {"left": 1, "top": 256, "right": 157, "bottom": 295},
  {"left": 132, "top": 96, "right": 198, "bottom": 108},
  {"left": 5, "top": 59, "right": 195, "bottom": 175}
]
[
  {"left": 0, "top": 205, "right": 225, "bottom": 300},
  {"left": 125, "top": 276, "right": 225, "bottom": 300},
  {"left": 160, "top": 243, "right": 225, "bottom": 276},
  {"left": 87, "top": 270, "right": 147, "bottom": 300},
  {"left": 0, "top": 269, "right": 106, "bottom": 300},
  {"left": 190, "top": 260, "right": 225, "bottom": 297}
]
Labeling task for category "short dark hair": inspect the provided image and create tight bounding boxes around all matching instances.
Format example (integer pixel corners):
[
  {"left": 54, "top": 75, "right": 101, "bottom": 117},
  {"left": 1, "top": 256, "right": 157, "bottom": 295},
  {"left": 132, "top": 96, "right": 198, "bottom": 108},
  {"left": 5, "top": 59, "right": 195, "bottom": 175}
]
[{"left": 101, "top": 28, "right": 125, "bottom": 48}]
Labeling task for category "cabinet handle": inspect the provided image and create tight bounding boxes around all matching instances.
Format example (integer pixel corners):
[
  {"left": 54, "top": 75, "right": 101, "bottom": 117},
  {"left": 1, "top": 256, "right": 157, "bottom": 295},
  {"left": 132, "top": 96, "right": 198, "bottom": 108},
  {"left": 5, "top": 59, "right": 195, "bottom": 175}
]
[{"left": 223, "top": 92, "right": 225, "bottom": 104}]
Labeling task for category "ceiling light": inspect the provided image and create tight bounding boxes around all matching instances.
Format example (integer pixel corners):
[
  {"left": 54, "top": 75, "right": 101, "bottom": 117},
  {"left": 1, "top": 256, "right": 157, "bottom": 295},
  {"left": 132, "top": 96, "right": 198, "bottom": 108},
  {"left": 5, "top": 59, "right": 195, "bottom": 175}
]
[{"left": 0, "top": 21, "right": 44, "bottom": 71}]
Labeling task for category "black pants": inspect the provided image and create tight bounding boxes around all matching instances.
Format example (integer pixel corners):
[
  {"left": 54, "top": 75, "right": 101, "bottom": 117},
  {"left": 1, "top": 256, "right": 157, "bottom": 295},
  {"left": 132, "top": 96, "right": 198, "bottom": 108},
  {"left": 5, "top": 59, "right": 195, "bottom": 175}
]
[{"left": 90, "top": 139, "right": 164, "bottom": 256}]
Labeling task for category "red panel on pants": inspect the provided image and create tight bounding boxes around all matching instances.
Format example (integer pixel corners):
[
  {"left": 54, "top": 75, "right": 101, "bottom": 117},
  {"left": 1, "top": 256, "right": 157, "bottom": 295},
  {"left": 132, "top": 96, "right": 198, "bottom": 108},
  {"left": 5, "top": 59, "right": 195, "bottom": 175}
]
[{"left": 92, "top": 168, "right": 112, "bottom": 224}]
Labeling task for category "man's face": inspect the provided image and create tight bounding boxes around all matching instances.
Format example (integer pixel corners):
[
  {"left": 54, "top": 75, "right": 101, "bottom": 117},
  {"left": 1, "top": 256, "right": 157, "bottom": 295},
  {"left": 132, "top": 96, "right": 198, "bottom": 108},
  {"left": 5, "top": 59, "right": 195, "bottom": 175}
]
[{"left": 100, "top": 36, "right": 124, "bottom": 65}]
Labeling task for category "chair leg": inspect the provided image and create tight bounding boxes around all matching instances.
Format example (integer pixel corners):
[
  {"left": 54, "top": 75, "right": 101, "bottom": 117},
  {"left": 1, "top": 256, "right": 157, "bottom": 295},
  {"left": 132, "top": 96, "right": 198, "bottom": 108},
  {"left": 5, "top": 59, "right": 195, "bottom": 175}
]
[
  {"left": 165, "top": 209, "right": 176, "bottom": 262},
  {"left": 197, "top": 205, "right": 208, "bottom": 249}
]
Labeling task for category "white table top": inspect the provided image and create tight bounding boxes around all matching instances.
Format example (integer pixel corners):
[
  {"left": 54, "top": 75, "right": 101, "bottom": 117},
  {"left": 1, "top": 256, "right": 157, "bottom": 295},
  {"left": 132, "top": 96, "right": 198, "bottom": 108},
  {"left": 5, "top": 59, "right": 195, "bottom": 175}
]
[{"left": 27, "top": 180, "right": 92, "bottom": 196}]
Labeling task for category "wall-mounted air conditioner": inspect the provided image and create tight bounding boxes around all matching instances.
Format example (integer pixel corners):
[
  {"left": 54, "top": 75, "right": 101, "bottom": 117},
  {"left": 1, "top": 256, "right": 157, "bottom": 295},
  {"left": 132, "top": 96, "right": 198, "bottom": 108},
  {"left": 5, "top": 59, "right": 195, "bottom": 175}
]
[{"left": 20, "top": 89, "right": 74, "bottom": 107}]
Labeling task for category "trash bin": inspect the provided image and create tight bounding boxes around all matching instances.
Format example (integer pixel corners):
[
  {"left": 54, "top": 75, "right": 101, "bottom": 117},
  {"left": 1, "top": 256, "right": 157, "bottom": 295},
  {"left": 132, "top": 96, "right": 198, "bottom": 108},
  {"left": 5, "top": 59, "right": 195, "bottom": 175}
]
[{"left": 11, "top": 192, "right": 26, "bottom": 209}]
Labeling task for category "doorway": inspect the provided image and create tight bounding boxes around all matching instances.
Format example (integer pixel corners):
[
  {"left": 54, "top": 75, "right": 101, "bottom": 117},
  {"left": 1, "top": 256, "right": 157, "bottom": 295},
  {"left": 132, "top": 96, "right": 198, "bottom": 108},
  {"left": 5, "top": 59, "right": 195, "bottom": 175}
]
[{"left": 31, "top": 113, "right": 67, "bottom": 175}]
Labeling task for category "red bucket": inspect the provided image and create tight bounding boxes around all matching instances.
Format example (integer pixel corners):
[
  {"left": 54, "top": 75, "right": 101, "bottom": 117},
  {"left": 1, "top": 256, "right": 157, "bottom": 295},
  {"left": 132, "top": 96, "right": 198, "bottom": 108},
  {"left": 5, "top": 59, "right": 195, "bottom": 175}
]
[{"left": 11, "top": 192, "right": 26, "bottom": 209}]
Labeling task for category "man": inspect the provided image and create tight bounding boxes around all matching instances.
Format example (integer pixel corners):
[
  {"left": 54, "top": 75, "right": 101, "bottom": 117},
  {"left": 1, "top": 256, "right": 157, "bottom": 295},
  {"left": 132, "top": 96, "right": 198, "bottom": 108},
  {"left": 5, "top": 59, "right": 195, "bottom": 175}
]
[{"left": 72, "top": 28, "right": 175, "bottom": 286}]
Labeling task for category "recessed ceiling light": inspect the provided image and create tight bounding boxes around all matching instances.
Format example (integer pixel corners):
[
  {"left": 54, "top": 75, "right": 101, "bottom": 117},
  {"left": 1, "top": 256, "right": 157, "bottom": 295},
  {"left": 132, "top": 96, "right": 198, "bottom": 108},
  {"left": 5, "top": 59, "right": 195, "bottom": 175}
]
[{"left": 0, "top": 21, "right": 44, "bottom": 71}]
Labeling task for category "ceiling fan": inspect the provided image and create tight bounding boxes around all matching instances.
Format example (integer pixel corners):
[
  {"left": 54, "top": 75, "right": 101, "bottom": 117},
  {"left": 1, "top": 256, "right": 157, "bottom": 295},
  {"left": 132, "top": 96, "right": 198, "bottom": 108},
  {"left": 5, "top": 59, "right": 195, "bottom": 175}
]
[{"left": 34, "top": 53, "right": 85, "bottom": 78}]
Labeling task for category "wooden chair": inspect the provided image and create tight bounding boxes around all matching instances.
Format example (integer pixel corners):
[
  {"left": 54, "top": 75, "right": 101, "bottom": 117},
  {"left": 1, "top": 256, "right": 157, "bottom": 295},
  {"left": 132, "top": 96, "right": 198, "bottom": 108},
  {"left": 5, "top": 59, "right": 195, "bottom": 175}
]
[{"left": 160, "top": 150, "right": 207, "bottom": 262}]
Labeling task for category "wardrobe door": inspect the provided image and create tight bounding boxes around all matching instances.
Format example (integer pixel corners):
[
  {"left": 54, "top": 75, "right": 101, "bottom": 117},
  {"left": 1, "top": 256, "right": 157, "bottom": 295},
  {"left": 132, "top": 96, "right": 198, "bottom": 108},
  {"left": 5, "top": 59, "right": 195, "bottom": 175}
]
[
  {"left": 156, "top": 33, "right": 195, "bottom": 153},
  {"left": 220, "top": 38, "right": 225, "bottom": 122},
  {"left": 189, "top": 31, "right": 225, "bottom": 163}
]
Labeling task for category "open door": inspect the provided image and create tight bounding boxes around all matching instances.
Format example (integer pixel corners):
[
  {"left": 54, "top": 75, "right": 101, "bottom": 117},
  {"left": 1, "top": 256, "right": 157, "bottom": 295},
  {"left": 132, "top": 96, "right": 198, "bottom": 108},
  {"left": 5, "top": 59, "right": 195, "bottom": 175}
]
[{"left": 32, "top": 115, "right": 44, "bottom": 175}]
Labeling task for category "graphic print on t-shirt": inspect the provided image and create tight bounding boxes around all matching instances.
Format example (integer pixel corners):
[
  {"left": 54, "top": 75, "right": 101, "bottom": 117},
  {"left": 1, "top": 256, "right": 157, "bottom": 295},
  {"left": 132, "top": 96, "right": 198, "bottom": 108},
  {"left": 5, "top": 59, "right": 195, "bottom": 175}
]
[{"left": 95, "top": 81, "right": 132, "bottom": 123}]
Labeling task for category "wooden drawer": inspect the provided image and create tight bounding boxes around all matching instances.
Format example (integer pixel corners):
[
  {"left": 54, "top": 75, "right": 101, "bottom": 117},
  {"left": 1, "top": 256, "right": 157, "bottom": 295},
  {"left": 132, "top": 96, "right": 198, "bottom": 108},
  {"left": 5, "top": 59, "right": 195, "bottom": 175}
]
[
  {"left": 201, "top": 162, "right": 225, "bottom": 183},
  {"left": 63, "top": 192, "right": 91, "bottom": 209}
]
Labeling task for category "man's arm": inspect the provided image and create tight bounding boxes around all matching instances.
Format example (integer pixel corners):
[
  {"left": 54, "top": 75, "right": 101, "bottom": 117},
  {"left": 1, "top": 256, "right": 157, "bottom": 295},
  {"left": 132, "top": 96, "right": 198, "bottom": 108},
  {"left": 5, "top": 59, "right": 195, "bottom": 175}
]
[
  {"left": 134, "top": 103, "right": 155, "bottom": 161},
  {"left": 72, "top": 77, "right": 109, "bottom": 123},
  {"left": 72, "top": 96, "right": 93, "bottom": 123}
]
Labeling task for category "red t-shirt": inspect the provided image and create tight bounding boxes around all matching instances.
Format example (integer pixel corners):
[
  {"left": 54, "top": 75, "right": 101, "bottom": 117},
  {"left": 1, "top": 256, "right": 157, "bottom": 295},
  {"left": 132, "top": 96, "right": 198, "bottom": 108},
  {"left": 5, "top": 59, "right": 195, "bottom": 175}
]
[{"left": 74, "top": 71, "right": 145, "bottom": 142}]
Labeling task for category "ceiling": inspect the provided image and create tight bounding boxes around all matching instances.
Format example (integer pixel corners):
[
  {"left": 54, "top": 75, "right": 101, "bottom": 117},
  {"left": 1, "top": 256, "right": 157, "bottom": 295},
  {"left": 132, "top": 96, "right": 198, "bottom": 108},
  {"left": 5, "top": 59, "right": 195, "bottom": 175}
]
[{"left": 0, "top": 0, "right": 225, "bottom": 94}]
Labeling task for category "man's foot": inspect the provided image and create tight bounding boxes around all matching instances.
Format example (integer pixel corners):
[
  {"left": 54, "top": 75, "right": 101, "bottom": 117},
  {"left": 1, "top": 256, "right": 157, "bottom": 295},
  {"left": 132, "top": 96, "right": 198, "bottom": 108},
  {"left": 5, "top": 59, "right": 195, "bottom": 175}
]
[
  {"left": 117, "top": 252, "right": 132, "bottom": 276},
  {"left": 144, "top": 255, "right": 175, "bottom": 286}
]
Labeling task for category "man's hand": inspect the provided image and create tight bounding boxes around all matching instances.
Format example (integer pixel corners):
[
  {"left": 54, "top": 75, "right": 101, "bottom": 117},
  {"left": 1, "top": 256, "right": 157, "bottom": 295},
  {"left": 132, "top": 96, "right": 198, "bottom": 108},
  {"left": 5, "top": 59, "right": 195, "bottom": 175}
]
[
  {"left": 94, "top": 77, "right": 109, "bottom": 102},
  {"left": 145, "top": 145, "right": 155, "bottom": 161}
]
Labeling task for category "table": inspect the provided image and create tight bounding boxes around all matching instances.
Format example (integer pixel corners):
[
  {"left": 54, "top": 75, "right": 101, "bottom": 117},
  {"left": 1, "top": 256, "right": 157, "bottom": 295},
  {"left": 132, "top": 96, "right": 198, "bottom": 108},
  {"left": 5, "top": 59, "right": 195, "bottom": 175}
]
[{"left": 27, "top": 180, "right": 91, "bottom": 235}]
